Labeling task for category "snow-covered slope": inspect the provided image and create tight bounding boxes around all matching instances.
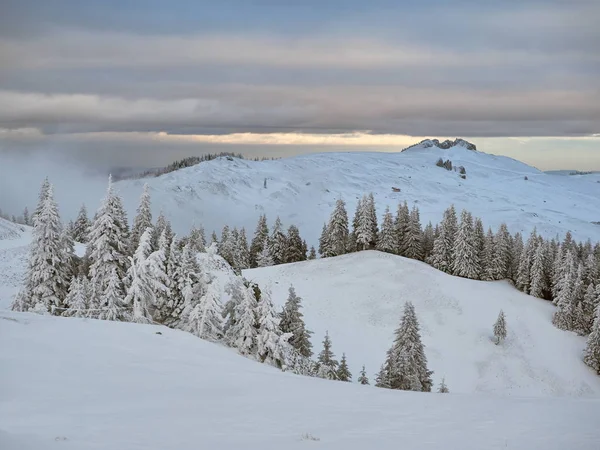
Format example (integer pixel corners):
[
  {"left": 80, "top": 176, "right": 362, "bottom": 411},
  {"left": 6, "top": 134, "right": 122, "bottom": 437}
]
[
  {"left": 0, "top": 217, "right": 25, "bottom": 241},
  {"left": 2, "top": 311, "right": 599, "bottom": 450},
  {"left": 109, "top": 145, "right": 600, "bottom": 246},
  {"left": 244, "top": 251, "right": 600, "bottom": 398},
  {"left": 0, "top": 221, "right": 29, "bottom": 308}
]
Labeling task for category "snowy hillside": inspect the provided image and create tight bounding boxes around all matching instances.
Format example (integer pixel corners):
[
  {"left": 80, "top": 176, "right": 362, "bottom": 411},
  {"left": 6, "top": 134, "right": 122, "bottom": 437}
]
[
  {"left": 2, "top": 311, "right": 599, "bottom": 450},
  {"left": 104, "top": 144, "right": 600, "bottom": 246},
  {"left": 244, "top": 251, "right": 600, "bottom": 398},
  {"left": 0, "top": 217, "right": 25, "bottom": 241}
]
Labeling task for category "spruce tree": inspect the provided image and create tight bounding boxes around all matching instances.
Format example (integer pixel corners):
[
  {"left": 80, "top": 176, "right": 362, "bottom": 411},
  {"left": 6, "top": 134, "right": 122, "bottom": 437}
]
[
  {"left": 355, "top": 194, "right": 377, "bottom": 251},
  {"left": 474, "top": 217, "right": 486, "bottom": 279},
  {"left": 269, "top": 217, "right": 288, "bottom": 265},
  {"left": 493, "top": 310, "right": 507, "bottom": 344},
  {"left": 337, "top": 353, "right": 352, "bottom": 382},
  {"left": 357, "top": 365, "right": 370, "bottom": 385},
  {"left": 72, "top": 204, "right": 91, "bottom": 243},
  {"left": 382, "top": 301, "right": 433, "bottom": 392},
  {"left": 452, "top": 209, "right": 479, "bottom": 279},
  {"left": 394, "top": 201, "right": 410, "bottom": 256},
  {"left": 482, "top": 227, "right": 496, "bottom": 282},
  {"left": 437, "top": 377, "right": 450, "bottom": 393},
  {"left": 490, "top": 224, "right": 511, "bottom": 280},
  {"left": 250, "top": 214, "right": 269, "bottom": 267},
  {"left": 285, "top": 225, "right": 305, "bottom": 263},
  {"left": 553, "top": 251, "right": 576, "bottom": 331},
  {"left": 62, "top": 275, "right": 89, "bottom": 318},
  {"left": 234, "top": 227, "right": 251, "bottom": 270},
  {"left": 256, "top": 288, "right": 291, "bottom": 368},
  {"left": 318, "top": 223, "right": 332, "bottom": 257},
  {"left": 308, "top": 246, "right": 317, "bottom": 260},
  {"left": 256, "top": 236, "right": 274, "bottom": 267},
  {"left": 375, "top": 364, "right": 391, "bottom": 388},
  {"left": 582, "top": 283, "right": 598, "bottom": 334},
  {"left": 376, "top": 206, "right": 397, "bottom": 254},
  {"left": 404, "top": 205, "right": 423, "bottom": 260},
  {"left": 510, "top": 232, "right": 524, "bottom": 283},
  {"left": 584, "top": 301, "right": 600, "bottom": 374},
  {"left": 98, "top": 266, "right": 128, "bottom": 321},
  {"left": 130, "top": 183, "right": 152, "bottom": 255},
  {"left": 189, "top": 225, "right": 206, "bottom": 252},
  {"left": 125, "top": 228, "right": 156, "bottom": 323},
  {"left": 422, "top": 221, "right": 435, "bottom": 260},
  {"left": 328, "top": 199, "right": 350, "bottom": 256},
  {"left": 529, "top": 243, "right": 548, "bottom": 299},
  {"left": 279, "top": 285, "right": 313, "bottom": 357},
  {"left": 317, "top": 331, "right": 339, "bottom": 379},
  {"left": 22, "top": 206, "right": 30, "bottom": 226},
  {"left": 147, "top": 230, "right": 171, "bottom": 322},
  {"left": 226, "top": 283, "right": 259, "bottom": 355},
  {"left": 185, "top": 279, "right": 223, "bottom": 341},
  {"left": 430, "top": 206, "right": 457, "bottom": 273},
  {"left": 219, "top": 225, "right": 235, "bottom": 266}
]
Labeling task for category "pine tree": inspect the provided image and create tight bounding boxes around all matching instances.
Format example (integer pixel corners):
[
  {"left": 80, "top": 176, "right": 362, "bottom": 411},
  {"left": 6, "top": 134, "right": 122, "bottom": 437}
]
[
  {"left": 226, "top": 282, "right": 259, "bottom": 355},
  {"left": 337, "top": 353, "right": 352, "bottom": 382},
  {"left": 529, "top": 243, "right": 549, "bottom": 299},
  {"left": 452, "top": 210, "right": 479, "bottom": 279},
  {"left": 285, "top": 224, "right": 305, "bottom": 263},
  {"left": 489, "top": 224, "right": 511, "bottom": 280},
  {"left": 584, "top": 300, "right": 600, "bottom": 374},
  {"left": 256, "top": 287, "right": 291, "bottom": 368},
  {"left": 147, "top": 230, "right": 171, "bottom": 322},
  {"left": 318, "top": 223, "right": 332, "bottom": 257},
  {"left": 582, "top": 283, "right": 598, "bottom": 334},
  {"left": 185, "top": 279, "right": 223, "bottom": 341},
  {"left": 382, "top": 301, "right": 433, "bottom": 392},
  {"left": 22, "top": 206, "right": 30, "bottom": 226},
  {"left": 31, "top": 177, "right": 50, "bottom": 225},
  {"left": 98, "top": 266, "right": 128, "bottom": 321},
  {"left": 328, "top": 199, "right": 350, "bottom": 256},
  {"left": 218, "top": 225, "right": 235, "bottom": 266},
  {"left": 510, "top": 232, "right": 524, "bottom": 283},
  {"left": 152, "top": 212, "right": 171, "bottom": 251},
  {"left": 422, "top": 221, "right": 435, "bottom": 260},
  {"left": 474, "top": 217, "right": 486, "bottom": 279},
  {"left": 15, "top": 182, "right": 71, "bottom": 314},
  {"left": 250, "top": 214, "right": 269, "bottom": 268},
  {"left": 130, "top": 183, "right": 152, "bottom": 255},
  {"left": 256, "top": 236, "right": 274, "bottom": 267},
  {"left": 377, "top": 206, "right": 397, "bottom": 253},
  {"left": 279, "top": 285, "right": 313, "bottom": 357},
  {"left": 437, "top": 377, "right": 450, "bottom": 393},
  {"left": 317, "top": 331, "right": 339, "bottom": 379},
  {"left": 189, "top": 225, "right": 206, "bottom": 252},
  {"left": 394, "top": 201, "right": 410, "bottom": 256},
  {"left": 430, "top": 206, "right": 457, "bottom": 273},
  {"left": 355, "top": 194, "right": 377, "bottom": 251},
  {"left": 404, "top": 205, "right": 423, "bottom": 260},
  {"left": 72, "top": 204, "right": 91, "bottom": 243},
  {"left": 493, "top": 310, "right": 507, "bottom": 344},
  {"left": 553, "top": 251, "right": 576, "bottom": 330},
  {"left": 357, "top": 365, "right": 370, "bottom": 385},
  {"left": 374, "top": 364, "right": 391, "bottom": 388},
  {"left": 162, "top": 239, "right": 185, "bottom": 327},
  {"left": 62, "top": 275, "right": 89, "bottom": 318},
  {"left": 308, "top": 246, "right": 317, "bottom": 260},
  {"left": 367, "top": 193, "right": 379, "bottom": 247},
  {"left": 516, "top": 229, "right": 537, "bottom": 292},
  {"left": 269, "top": 217, "right": 288, "bottom": 265},
  {"left": 234, "top": 227, "right": 251, "bottom": 270}
]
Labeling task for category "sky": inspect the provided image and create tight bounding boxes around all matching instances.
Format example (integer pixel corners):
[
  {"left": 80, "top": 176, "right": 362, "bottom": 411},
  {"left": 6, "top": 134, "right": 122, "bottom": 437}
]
[{"left": 0, "top": 0, "right": 599, "bottom": 171}]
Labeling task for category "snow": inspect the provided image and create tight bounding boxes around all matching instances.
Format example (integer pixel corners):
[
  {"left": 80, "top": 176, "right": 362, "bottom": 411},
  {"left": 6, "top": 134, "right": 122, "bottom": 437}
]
[
  {"left": 107, "top": 146, "right": 600, "bottom": 246},
  {"left": 2, "top": 310, "right": 600, "bottom": 450},
  {"left": 244, "top": 251, "right": 600, "bottom": 398}
]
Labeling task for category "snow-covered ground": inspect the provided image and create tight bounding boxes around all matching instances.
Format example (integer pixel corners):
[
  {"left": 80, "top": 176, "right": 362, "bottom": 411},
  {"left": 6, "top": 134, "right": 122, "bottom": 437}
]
[
  {"left": 2, "top": 311, "right": 600, "bottom": 450},
  {"left": 244, "top": 251, "right": 600, "bottom": 398},
  {"left": 104, "top": 143, "right": 600, "bottom": 246}
]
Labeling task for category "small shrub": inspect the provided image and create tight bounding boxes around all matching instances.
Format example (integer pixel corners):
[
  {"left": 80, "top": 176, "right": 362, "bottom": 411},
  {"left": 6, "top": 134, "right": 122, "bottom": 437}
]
[
  {"left": 436, "top": 158, "right": 444, "bottom": 167},
  {"left": 524, "top": 176, "right": 528, "bottom": 180},
  {"left": 301, "top": 433, "right": 320, "bottom": 441},
  {"left": 459, "top": 166, "right": 466, "bottom": 175}
]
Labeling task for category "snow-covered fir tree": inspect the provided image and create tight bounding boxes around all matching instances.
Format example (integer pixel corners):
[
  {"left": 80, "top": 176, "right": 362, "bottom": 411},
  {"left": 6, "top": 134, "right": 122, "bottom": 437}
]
[
  {"left": 13, "top": 183, "right": 71, "bottom": 314},
  {"left": 489, "top": 223, "right": 511, "bottom": 280},
  {"left": 328, "top": 199, "right": 350, "bottom": 256},
  {"left": 22, "top": 206, "right": 30, "bottom": 226},
  {"left": 429, "top": 205, "right": 458, "bottom": 273},
  {"left": 256, "top": 287, "right": 291, "bottom": 368},
  {"left": 394, "top": 201, "right": 410, "bottom": 256},
  {"left": 374, "top": 364, "right": 391, "bottom": 388},
  {"left": 437, "top": 377, "right": 450, "bottom": 393},
  {"left": 72, "top": 204, "right": 91, "bottom": 243},
  {"left": 355, "top": 194, "right": 377, "bottom": 251},
  {"left": 130, "top": 183, "right": 152, "bottom": 255},
  {"left": 529, "top": 243, "right": 549, "bottom": 299},
  {"left": 510, "top": 232, "right": 525, "bottom": 283},
  {"left": 318, "top": 223, "right": 332, "bottom": 257},
  {"left": 226, "top": 281, "right": 259, "bottom": 355},
  {"left": 482, "top": 227, "right": 497, "bottom": 282},
  {"left": 308, "top": 246, "right": 317, "bottom": 260},
  {"left": 584, "top": 300, "right": 600, "bottom": 374},
  {"left": 256, "top": 236, "right": 274, "bottom": 267},
  {"left": 218, "top": 225, "right": 235, "bottom": 266},
  {"left": 185, "top": 279, "right": 223, "bottom": 341},
  {"left": 269, "top": 217, "right": 288, "bottom": 265},
  {"left": 317, "top": 331, "right": 339, "bottom": 379},
  {"left": 582, "top": 283, "right": 599, "bottom": 334},
  {"left": 452, "top": 210, "right": 480, "bottom": 279},
  {"left": 422, "top": 221, "right": 435, "bottom": 260},
  {"left": 152, "top": 212, "right": 171, "bottom": 251},
  {"left": 98, "top": 266, "right": 128, "bottom": 321},
  {"left": 552, "top": 251, "right": 576, "bottom": 331},
  {"left": 279, "top": 285, "right": 313, "bottom": 357},
  {"left": 337, "top": 353, "right": 352, "bottom": 382},
  {"left": 188, "top": 225, "right": 206, "bottom": 253},
  {"left": 377, "top": 206, "right": 397, "bottom": 254},
  {"left": 381, "top": 301, "right": 433, "bottom": 392},
  {"left": 62, "top": 275, "right": 89, "bottom": 318},
  {"left": 250, "top": 214, "right": 269, "bottom": 267},
  {"left": 403, "top": 205, "right": 423, "bottom": 261},
  {"left": 357, "top": 365, "right": 370, "bottom": 385},
  {"left": 493, "top": 310, "right": 507, "bottom": 344},
  {"left": 285, "top": 224, "right": 306, "bottom": 263},
  {"left": 234, "top": 228, "right": 251, "bottom": 270},
  {"left": 147, "top": 230, "right": 171, "bottom": 322},
  {"left": 474, "top": 217, "right": 486, "bottom": 278},
  {"left": 222, "top": 276, "right": 247, "bottom": 337}
]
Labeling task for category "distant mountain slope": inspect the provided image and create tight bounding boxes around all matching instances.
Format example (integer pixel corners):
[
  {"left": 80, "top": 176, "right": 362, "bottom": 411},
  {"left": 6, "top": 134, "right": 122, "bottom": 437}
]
[
  {"left": 244, "top": 251, "right": 600, "bottom": 398},
  {"left": 1, "top": 310, "right": 599, "bottom": 450},
  {"left": 0, "top": 217, "right": 25, "bottom": 241},
  {"left": 111, "top": 145, "right": 600, "bottom": 245}
]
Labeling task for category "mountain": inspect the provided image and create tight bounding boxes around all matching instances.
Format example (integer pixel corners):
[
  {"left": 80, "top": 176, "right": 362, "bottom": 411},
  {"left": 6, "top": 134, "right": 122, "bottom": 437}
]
[
  {"left": 106, "top": 144, "right": 600, "bottom": 246},
  {"left": 244, "top": 251, "right": 600, "bottom": 398},
  {"left": 402, "top": 138, "right": 478, "bottom": 151},
  {"left": 2, "top": 310, "right": 599, "bottom": 450}
]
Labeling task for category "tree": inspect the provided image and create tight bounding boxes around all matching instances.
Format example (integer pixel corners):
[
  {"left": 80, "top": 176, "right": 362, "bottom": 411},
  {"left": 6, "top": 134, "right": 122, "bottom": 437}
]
[
  {"left": 269, "top": 217, "right": 288, "bottom": 265},
  {"left": 437, "top": 377, "right": 450, "bottom": 393},
  {"left": 279, "top": 285, "right": 313, "bottom": 358},
  {"left": 147, "top": 230, "right": 171, "bottom": 322},
  {"left": 377, "top": 206, "right": 396, "bottom": 254},
  {"left": 582, "top": 283, "right": 599, "bottom": 334},
  {"left": 529, "top": 243, "right": 549, "bottom": 299},
  {"left": 62, "top": 275, "right": 89, "bottom": 318},
  {"left": 308, "top": 246, "right": 317, "bottom": 260},
  {"left": 226, "top": 282, "right": 259, "bottom": 355},
  {"left": 185, "top": 279, "right": 223, "bottom": 341},
  {"left": 328, "top": 199, "right": 350, "bottom": 256},
  {"left": 234, "top": 228, "right": 251, "bottom": 270},
  {"left": 429, "top": 206, "right": 457, "bottom": 273},
  {"left": 152, "top": 212, "right": 171, "bottom": 251},
  {"left": 130, "top": 183, "right": 152, "bottom": 255},
  {"left": 452, "top": 210, "right": 479, "bottom": 279},
  {"left": 394, "top": 201, "right": 410, "bottom": 256},
  {"left": 189, "top": 225, "right": 206, "bottom": 252},
  {"left": 318, "top": 223, "right": 332, "bottom": 257},
  {"left": 474, "top": 217, "right": 486, "bottom": 278},
  {"left": 355, "top": 194, "right": 377, "bottom": 251},
  {"left": 98, "top": 266, "right": 128, "bottom": 321},
  {"left": 375, "top": 364, "right": 391, "bottom": 388},
  {"left": 489, "top": 224, "right": 511, "bottom": 280},
  {"left": 381, "top": 301, "right": 433, "bottom": 392},
  {"left": 285, "top": 225, "right": 305, "bottom": 263},
  {"left": 87, "top": 176, "right": 130, "bottom": 310},
  {"left": 584, "top": 301, "right": 600, "bottom": 374},
  {"left": 553, "top": 251, "right": 576, "bottom": 331},
  {"left": 72, "top": 204, "right": 91, "bottom": 243},
  {"left": 317, "top": 331, "right": 339, "bottom": 379},
  {"left": 337, "top": 353, "right": 352, "bottom": 382},
  {"left": 250, "top": 214, "right": 269, "bottom": 267},
  {"left": 256, "top": 288, "right": 291, "bottom": 368},
  {"left": 493, "top": 310, "right": 507, "bottom": 344},
  {"left": 422, "top": 221, "right": 435, "bottom": 260},
  {"left": 357, "top": 365, "right": 370, "bottom": 385},
  {"left": 256, "top": 236, "right": 274, "bottom": 267},
  {"left": 14, "top": 182, "right": 71, "bottom": 314},
  {"left": 22, "top": 206, "right": 30, "bottom": 226},
  {"left": 403, "top": 205, "right": 423, "bottom": 260}
]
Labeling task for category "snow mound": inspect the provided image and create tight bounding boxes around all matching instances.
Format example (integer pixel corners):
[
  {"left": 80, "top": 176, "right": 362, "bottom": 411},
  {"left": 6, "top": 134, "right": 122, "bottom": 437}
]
[
  {"left": 1, "top": 310, "right": 599, "bottom": 450},
  {"left": 244, "top": 251, "right": 600, "bottom": 398}
]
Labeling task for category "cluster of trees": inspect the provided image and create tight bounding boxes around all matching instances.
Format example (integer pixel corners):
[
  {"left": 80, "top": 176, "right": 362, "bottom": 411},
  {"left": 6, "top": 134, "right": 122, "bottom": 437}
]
[
  {"left": 317, "top": 194, "right": 600, "bottom": 374},
  {"left": 0, "top": 206, "right": 30, "bottom": 226}
]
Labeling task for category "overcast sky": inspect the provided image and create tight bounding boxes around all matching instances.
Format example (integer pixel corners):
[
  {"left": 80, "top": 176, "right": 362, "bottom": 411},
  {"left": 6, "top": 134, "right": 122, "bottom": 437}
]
[{"left": 0, "top": 0, "right": 598, "bottom": 170}]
